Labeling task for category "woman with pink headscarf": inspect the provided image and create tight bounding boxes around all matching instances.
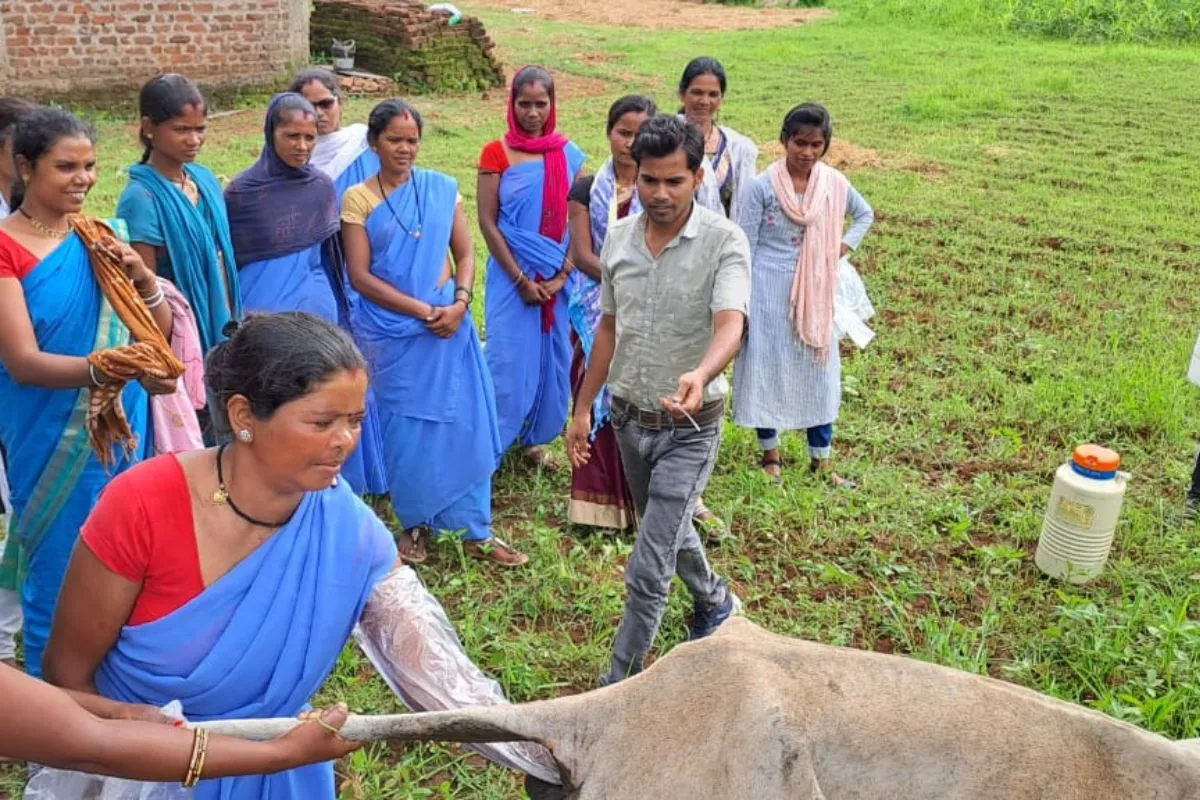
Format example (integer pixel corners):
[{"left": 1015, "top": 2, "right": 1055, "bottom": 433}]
[
  {"left": 733, "top": 103, "right": 874, "bottom": 488},
  {"left": 477, "top": 66, "right": 586, "bottom": 469}
]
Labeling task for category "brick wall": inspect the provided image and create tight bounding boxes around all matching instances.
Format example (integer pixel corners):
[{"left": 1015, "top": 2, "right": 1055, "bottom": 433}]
[
  {"left": 0, "top": 0, "right": 310, "bottom": 97},
  {"left": 311, "top": 0, "right": 503, "bottom": 95}
]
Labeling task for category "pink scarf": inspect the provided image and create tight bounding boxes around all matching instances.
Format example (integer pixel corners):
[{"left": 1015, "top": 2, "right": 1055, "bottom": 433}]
[
  {"left": 151, "top": 279, "right": 205, "bottom": 455},
  {"left": 504, "top": 69, "right": 570, "bottom": 242},
  {"left": 767, "top": 159, "right": 849, "bottom": 362}
]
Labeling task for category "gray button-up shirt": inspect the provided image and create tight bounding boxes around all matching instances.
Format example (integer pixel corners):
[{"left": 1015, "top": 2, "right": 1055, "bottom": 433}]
[{"left": 599, "top": 202, "right": 751, "bottom": 411}]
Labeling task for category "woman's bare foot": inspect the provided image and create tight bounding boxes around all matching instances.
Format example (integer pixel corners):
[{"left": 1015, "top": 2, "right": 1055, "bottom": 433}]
[
  {"left": 810, "top": 458, "right": 857, "bottom": 489},
  {"left": 464, "top": 536, "right": 529, "bottom": 567}
]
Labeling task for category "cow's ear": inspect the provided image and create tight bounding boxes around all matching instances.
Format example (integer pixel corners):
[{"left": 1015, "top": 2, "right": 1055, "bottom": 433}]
[{"left": 525, "top": 775, "right": 570, "bottom": 800}]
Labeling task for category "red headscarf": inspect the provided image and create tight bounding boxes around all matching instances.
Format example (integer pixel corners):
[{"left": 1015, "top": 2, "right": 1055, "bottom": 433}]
[{"left": 504, "top": 67, "right": 570, "bottom": 242}]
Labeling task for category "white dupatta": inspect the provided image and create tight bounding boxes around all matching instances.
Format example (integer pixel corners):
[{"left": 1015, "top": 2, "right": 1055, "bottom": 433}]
[{"left": 310, "top": 123, "right": 371, "bottom": 182}]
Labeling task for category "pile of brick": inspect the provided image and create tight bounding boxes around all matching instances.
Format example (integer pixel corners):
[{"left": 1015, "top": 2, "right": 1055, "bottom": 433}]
[{"left": 310, "top": 0, "right": 504, "bottom": 95}]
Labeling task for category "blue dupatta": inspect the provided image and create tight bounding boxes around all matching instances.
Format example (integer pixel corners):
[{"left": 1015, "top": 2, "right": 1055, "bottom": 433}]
[
  {"left": 0, "top": 230, "right": 149, "bottom": 677},
  {"left": 96, "top": 478, "right": 396, "bottom": 799},
  {"left": 484, "top": 142, "right": 586, "bottom": 450},
  {"left": 117, "top": 163, "right": 242, "bottom": 354},
  {"left": 566, "top": 159, "right": 640, "bottom": 435},
  {"left": 353, "top": 169, "right": 501, "bottom": 528}
]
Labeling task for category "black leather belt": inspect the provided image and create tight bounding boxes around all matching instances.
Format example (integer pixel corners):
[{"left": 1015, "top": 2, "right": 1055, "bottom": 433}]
[{"left": 611, "top": 396, "right": 725, "bottom": 430}]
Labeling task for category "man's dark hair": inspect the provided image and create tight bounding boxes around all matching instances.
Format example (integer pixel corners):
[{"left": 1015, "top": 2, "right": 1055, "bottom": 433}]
[{"left": 631, "top": 115, "right": 703, "bottom": 172}]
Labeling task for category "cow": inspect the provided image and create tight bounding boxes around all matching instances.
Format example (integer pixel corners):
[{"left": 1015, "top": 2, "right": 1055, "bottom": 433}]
[{"left": 202, "top": 617, "right": 1200, "bottom": 799}]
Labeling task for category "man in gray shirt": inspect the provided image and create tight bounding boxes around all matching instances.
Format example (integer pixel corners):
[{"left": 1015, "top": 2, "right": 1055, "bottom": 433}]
[{"left": 567, "top": 115, "right": 751, "bottom": 685}]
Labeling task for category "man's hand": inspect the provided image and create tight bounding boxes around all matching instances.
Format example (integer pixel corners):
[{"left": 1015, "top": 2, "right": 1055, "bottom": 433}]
[
  {"left": 565, "top": 411, "right": 593, "bottom": 468},
  {"left": 661, "top": 370, "right": 706, "bottom": 418}
]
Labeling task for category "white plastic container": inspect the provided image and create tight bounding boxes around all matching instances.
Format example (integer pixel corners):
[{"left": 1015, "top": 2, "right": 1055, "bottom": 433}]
[{"left": 1035, "top": 444, "right": 1128, "bottom": 584}]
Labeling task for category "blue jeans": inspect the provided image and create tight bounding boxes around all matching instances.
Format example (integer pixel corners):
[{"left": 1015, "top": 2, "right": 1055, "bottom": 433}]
[{"left": 757, "top": 425, "right": 833, "bottom": 460}]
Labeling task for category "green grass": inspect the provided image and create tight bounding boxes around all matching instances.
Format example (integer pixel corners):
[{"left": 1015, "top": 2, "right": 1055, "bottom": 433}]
[
  {"left": 840, "top": 0, "right": 1200, "bottom": 42},
  {"left": 5, "top": 1, "right": 1200, "bottom": 797}
]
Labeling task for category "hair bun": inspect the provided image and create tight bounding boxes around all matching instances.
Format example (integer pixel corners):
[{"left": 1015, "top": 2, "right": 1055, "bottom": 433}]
[{"left": 222, "top": 319, "right": 242, "bottom": 337}]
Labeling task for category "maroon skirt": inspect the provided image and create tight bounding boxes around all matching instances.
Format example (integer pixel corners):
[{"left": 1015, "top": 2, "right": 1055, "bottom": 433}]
[{"left": 569, "top": 334, "right": 635, "bottom": 530}]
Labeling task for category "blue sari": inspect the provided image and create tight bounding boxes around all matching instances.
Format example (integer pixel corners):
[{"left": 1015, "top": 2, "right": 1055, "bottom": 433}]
[
  {"left": 485, "top": 142, "right": 586, "bottom": 450},
  {"left": 116, "top": 162, "right": 242, "bottom": 354},
  {"left": 0, "top": 232, "right": 149, "bottom": 677},
  {"left": 96, "top": 478, "right": 396, "bottom": 799},
  {"left": 353, "top": 169, "right": 499, "bottom": 541}
]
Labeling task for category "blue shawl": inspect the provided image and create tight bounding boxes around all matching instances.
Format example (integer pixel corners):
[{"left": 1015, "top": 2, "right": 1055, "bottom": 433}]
[
  {"left": 224, "top": 94, "right": 340, "bottom": 268},
  {"left": 118, "top": 162, "right": 241, "bottom": 354}
]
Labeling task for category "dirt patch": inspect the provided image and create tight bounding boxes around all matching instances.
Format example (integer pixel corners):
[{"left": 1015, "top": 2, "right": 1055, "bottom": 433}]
[
  {"left": 467, "top": 0, "right": 833, "bottom": 31},
  {"left": 760, "top": 139, "right": 943, "bottom": 176}
]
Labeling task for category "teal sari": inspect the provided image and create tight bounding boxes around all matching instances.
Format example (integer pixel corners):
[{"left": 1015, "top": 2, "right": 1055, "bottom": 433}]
[{"left": 0, "top": 225, "right": 150, "bottom": 676}]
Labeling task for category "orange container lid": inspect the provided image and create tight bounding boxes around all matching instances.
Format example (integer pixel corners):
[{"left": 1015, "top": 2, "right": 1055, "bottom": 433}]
[{"left": 1073, "top": 444, "right": 1120, "bottom": 472}]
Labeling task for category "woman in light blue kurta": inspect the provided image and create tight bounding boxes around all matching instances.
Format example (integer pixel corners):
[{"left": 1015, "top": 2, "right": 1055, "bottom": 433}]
[
  {"left": 117, "top": 74, "right": 241, "bottom": 357},
  {"left": 477, "top": 67, "right": 586, "bottom": 462},
  {"left": 733, "top": 104, "right": 874, "bottom": 487},
  {"left": 343, "top": 100, "right": 528, "bottom": 567}
]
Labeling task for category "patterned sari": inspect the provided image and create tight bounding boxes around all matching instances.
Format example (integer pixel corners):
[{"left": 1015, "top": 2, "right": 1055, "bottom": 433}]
[{"left": 0, "top": 226, "right": 149, "bottom": 676}]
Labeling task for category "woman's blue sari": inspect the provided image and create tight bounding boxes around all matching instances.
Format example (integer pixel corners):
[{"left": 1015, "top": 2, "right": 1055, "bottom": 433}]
[
  {"left": 485, "top": 143, "right": 586, "bottom": 451},
  {"left": 353, "top": 169, "right": 499, "bottom": 541},
  {"left": 0, "top": 231, "right": 149, "bottom": 677},
  {"left": 228, "top": 97, "right": 388, "bottom": 495},
  {"left": 116, "top": 162, "right": 242, "bottom": 355},
  {"left": 96, "top": 477, "right": 396, "bottom": 799}
]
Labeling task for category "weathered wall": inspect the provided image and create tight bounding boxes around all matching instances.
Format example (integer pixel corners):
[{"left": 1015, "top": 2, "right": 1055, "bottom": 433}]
[
  {"left": 0, "top": 0, "right": 310, "bottom": 97},
  {"left": 311, "top": 0, "right": 504, "bottom": 95}
]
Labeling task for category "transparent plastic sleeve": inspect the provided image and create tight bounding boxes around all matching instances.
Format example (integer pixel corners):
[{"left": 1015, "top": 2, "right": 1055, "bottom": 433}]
[
  {"left": 355, "top": 566, "right": 561, "bottom": 785},
  {"left": 23, "top": 701, "right": 195, "bottom": 800}
]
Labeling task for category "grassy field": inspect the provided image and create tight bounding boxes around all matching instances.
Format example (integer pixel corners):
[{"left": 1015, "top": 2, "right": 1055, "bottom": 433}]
[{"left": 4, "top": 0, "right": 1200, "bottom": 796}]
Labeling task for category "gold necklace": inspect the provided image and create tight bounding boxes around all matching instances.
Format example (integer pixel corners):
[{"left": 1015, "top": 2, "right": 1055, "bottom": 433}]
[{"left": 18, "top": 208, "right": 69, "bottom": 239}]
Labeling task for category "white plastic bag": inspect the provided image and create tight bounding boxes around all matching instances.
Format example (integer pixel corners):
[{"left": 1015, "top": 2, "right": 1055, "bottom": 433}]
[
  {"left": 833, "top": 257, "right": 876, "bottom": 349},
  {"left": 355, "top": 566, "right": 561, "bottom": 785},
  {"left": 1188, "top": 330, "right": 1200, "bottom": 388},
  {"left": 24, "top": 702, "right": 195, "bottom": 800}
]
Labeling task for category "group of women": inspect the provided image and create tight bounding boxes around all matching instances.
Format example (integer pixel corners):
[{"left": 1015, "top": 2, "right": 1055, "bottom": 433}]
[{"left": 0, "top": 52, "right": 875, "bottom": 794}]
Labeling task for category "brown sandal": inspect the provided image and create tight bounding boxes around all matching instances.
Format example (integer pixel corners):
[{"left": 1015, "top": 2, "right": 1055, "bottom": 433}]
[
  {"left": 464, "top": 536, "right": 529, "bottom": 567},
  {"left": 760, "top": 451, "right": 783, "bottom": 483},
  {"left": 524, "top": 445, "right": 563, "bottom": 472},
  {"left": 397, "top": 525, "right": 430, "bottom": 565}
]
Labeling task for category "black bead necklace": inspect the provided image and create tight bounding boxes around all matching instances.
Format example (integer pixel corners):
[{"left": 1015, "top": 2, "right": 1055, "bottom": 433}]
[
  {"left": 212, "top": 443, "right": 293, "bottom": 529},
  {"left": 377, "top": 172, "right": 423, "bottom": 239}
]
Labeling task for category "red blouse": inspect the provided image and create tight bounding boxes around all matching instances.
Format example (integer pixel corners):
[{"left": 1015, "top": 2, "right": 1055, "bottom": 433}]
[
  {"left": 0, "top": 229, "right": 40, "bottom": 280},
  {"left": 478, "top": 140, "right": 511, "bottom": 174},
  {"left": 81, "top": 455, "right": 205, "bottom": 626}
]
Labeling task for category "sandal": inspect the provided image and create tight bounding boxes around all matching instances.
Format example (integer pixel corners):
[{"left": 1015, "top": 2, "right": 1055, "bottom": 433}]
[
  {"left": 464, "top": 536, "right": 529, "bottom": 567},
  {"left": 525, "top": 445, "right": 563, "bottom": 473},
  {"left": 397, "top": 524, "right": 430, "bottom": 564},
  {"left": 693, "top": 499, "right": 730, "bottom": 543},
  {"left": 760, "top": 451, "right": 783, "bottom": 483}
]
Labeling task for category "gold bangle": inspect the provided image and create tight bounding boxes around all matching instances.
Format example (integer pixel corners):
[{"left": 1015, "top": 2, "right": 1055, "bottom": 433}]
[{"left": 182, "top": 728, "right": 209, "bottom": 788}]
